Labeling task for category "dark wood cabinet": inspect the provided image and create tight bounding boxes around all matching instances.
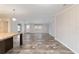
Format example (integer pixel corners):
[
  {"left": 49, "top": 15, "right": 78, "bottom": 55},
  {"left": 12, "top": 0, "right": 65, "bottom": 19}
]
[
  {"left": 0, "top": 37, "right": 13, "bottom": 53},
  {"left": 5, "top": 37, "right": 13, "bottom": 53},
  {"left": 0, "top": 41, "right": 5, "bottom": 53}
]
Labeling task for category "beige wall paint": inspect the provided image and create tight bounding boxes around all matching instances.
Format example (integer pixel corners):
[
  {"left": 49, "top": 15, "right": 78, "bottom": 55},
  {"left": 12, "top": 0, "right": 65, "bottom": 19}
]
[
  {"left": 0, "top": 17, "right": 11, "bottom": 33},
  {"left": 0, "top": 21, "right": 8, "bottom": 33},
  {"left": 55, "top": 5, "right": 79, "bottom": 53}
]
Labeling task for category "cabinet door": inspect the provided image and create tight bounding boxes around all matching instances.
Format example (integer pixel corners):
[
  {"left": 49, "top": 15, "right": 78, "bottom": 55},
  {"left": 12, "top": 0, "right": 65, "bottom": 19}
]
[
  {"left": 0, "top": 21, "right": 8, "bottom": 33},
  {"left": 0, "top": 41, "right": 5, "bottom": 53},
  {"left": 5, "top": 37, "right": 13, "bottom": 52}
]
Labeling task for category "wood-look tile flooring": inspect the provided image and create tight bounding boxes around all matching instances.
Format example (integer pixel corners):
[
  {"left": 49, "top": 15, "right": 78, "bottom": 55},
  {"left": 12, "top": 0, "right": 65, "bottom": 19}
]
[{"left": 7, "top": 33, "right": 73, "bottom": 54}]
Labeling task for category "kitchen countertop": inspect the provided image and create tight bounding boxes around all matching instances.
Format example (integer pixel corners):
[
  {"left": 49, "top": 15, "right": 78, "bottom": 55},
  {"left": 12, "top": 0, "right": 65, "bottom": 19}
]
[{"left": 0, "top": 33, "right": 20, "bottom": 41}]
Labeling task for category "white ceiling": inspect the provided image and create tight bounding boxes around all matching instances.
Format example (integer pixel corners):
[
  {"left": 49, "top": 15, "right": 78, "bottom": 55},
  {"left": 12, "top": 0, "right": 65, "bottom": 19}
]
[
  {"left": 0, "top": 4, "right": 65, "bottom": 22},
  {"left": 0, "top": 4, "right": 64, "bottom": 23}
]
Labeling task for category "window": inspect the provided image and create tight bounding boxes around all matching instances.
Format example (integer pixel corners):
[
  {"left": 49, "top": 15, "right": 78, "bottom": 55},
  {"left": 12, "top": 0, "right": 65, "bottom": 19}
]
[
  {"left": 26, "top": 25, "right": 30, "bottom": 29},
  {"left": 35, "top": 25, "right": 42, "bottom": 29},
  {"left": 25, "top": 25, "right": 30, "bottom": 32},
  {"left": 38, "top": 26, "right": 42, "bottom": 29}
]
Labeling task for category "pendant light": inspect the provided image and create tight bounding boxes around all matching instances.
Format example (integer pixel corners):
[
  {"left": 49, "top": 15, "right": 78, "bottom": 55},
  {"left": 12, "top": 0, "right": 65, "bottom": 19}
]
[{"left": 12, "top": 9, "right": 16, "bottom": 21}]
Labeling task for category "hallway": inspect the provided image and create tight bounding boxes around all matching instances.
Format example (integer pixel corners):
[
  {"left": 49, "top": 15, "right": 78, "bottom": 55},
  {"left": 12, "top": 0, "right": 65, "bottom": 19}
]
[{"left": 7, "top": 33, "right": 73, "bottom": 54}]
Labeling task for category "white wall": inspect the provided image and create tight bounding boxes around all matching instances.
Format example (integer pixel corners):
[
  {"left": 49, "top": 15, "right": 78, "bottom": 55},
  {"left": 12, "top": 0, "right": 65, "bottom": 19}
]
[
  {"left": 49, "top": 17, "right": 56, "bottom": 37},
  {"left": 54, "top": 5, "right": 79, "bottom": 53}
]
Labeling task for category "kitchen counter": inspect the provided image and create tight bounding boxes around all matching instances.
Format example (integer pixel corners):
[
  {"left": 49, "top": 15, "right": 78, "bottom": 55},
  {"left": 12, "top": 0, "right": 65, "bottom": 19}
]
[
  {"left": 0, "top": 32, "right": 23, "bottom": 53},
  {"left": 0, "top": 33, "right": 17, "bottom": 41}
]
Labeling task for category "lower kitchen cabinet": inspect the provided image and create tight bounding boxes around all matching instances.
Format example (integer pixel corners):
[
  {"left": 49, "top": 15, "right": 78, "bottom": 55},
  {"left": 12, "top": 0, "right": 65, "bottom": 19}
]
[{"left": 0, "top": 37, "right": 13, "bottom": 53}]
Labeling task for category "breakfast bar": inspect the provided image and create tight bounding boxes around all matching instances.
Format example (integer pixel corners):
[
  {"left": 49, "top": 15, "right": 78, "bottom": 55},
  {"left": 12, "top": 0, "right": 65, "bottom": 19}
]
[{"left": 0, "top": 33, "right": 23, "bottom": 53}]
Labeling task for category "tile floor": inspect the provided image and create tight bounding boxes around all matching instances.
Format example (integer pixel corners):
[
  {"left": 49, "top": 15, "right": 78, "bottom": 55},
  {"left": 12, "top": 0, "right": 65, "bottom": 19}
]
[{"left": 7, "top": 33, "right": 74, "bottom": 54}]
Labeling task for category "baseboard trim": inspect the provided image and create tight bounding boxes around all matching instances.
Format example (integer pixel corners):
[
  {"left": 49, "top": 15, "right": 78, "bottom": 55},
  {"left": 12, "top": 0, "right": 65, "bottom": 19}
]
[
  {"left": 49, "top": 33, "right": 78, "bottom": 54},
  {"left": 55, "top": 38, "right": 78, "bottom": 54}
]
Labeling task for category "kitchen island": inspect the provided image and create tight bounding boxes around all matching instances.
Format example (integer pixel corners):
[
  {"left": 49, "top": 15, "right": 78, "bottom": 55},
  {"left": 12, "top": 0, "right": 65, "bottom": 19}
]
[{"left": 0, "top": 33, "right": 22, "bottom": 53}]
